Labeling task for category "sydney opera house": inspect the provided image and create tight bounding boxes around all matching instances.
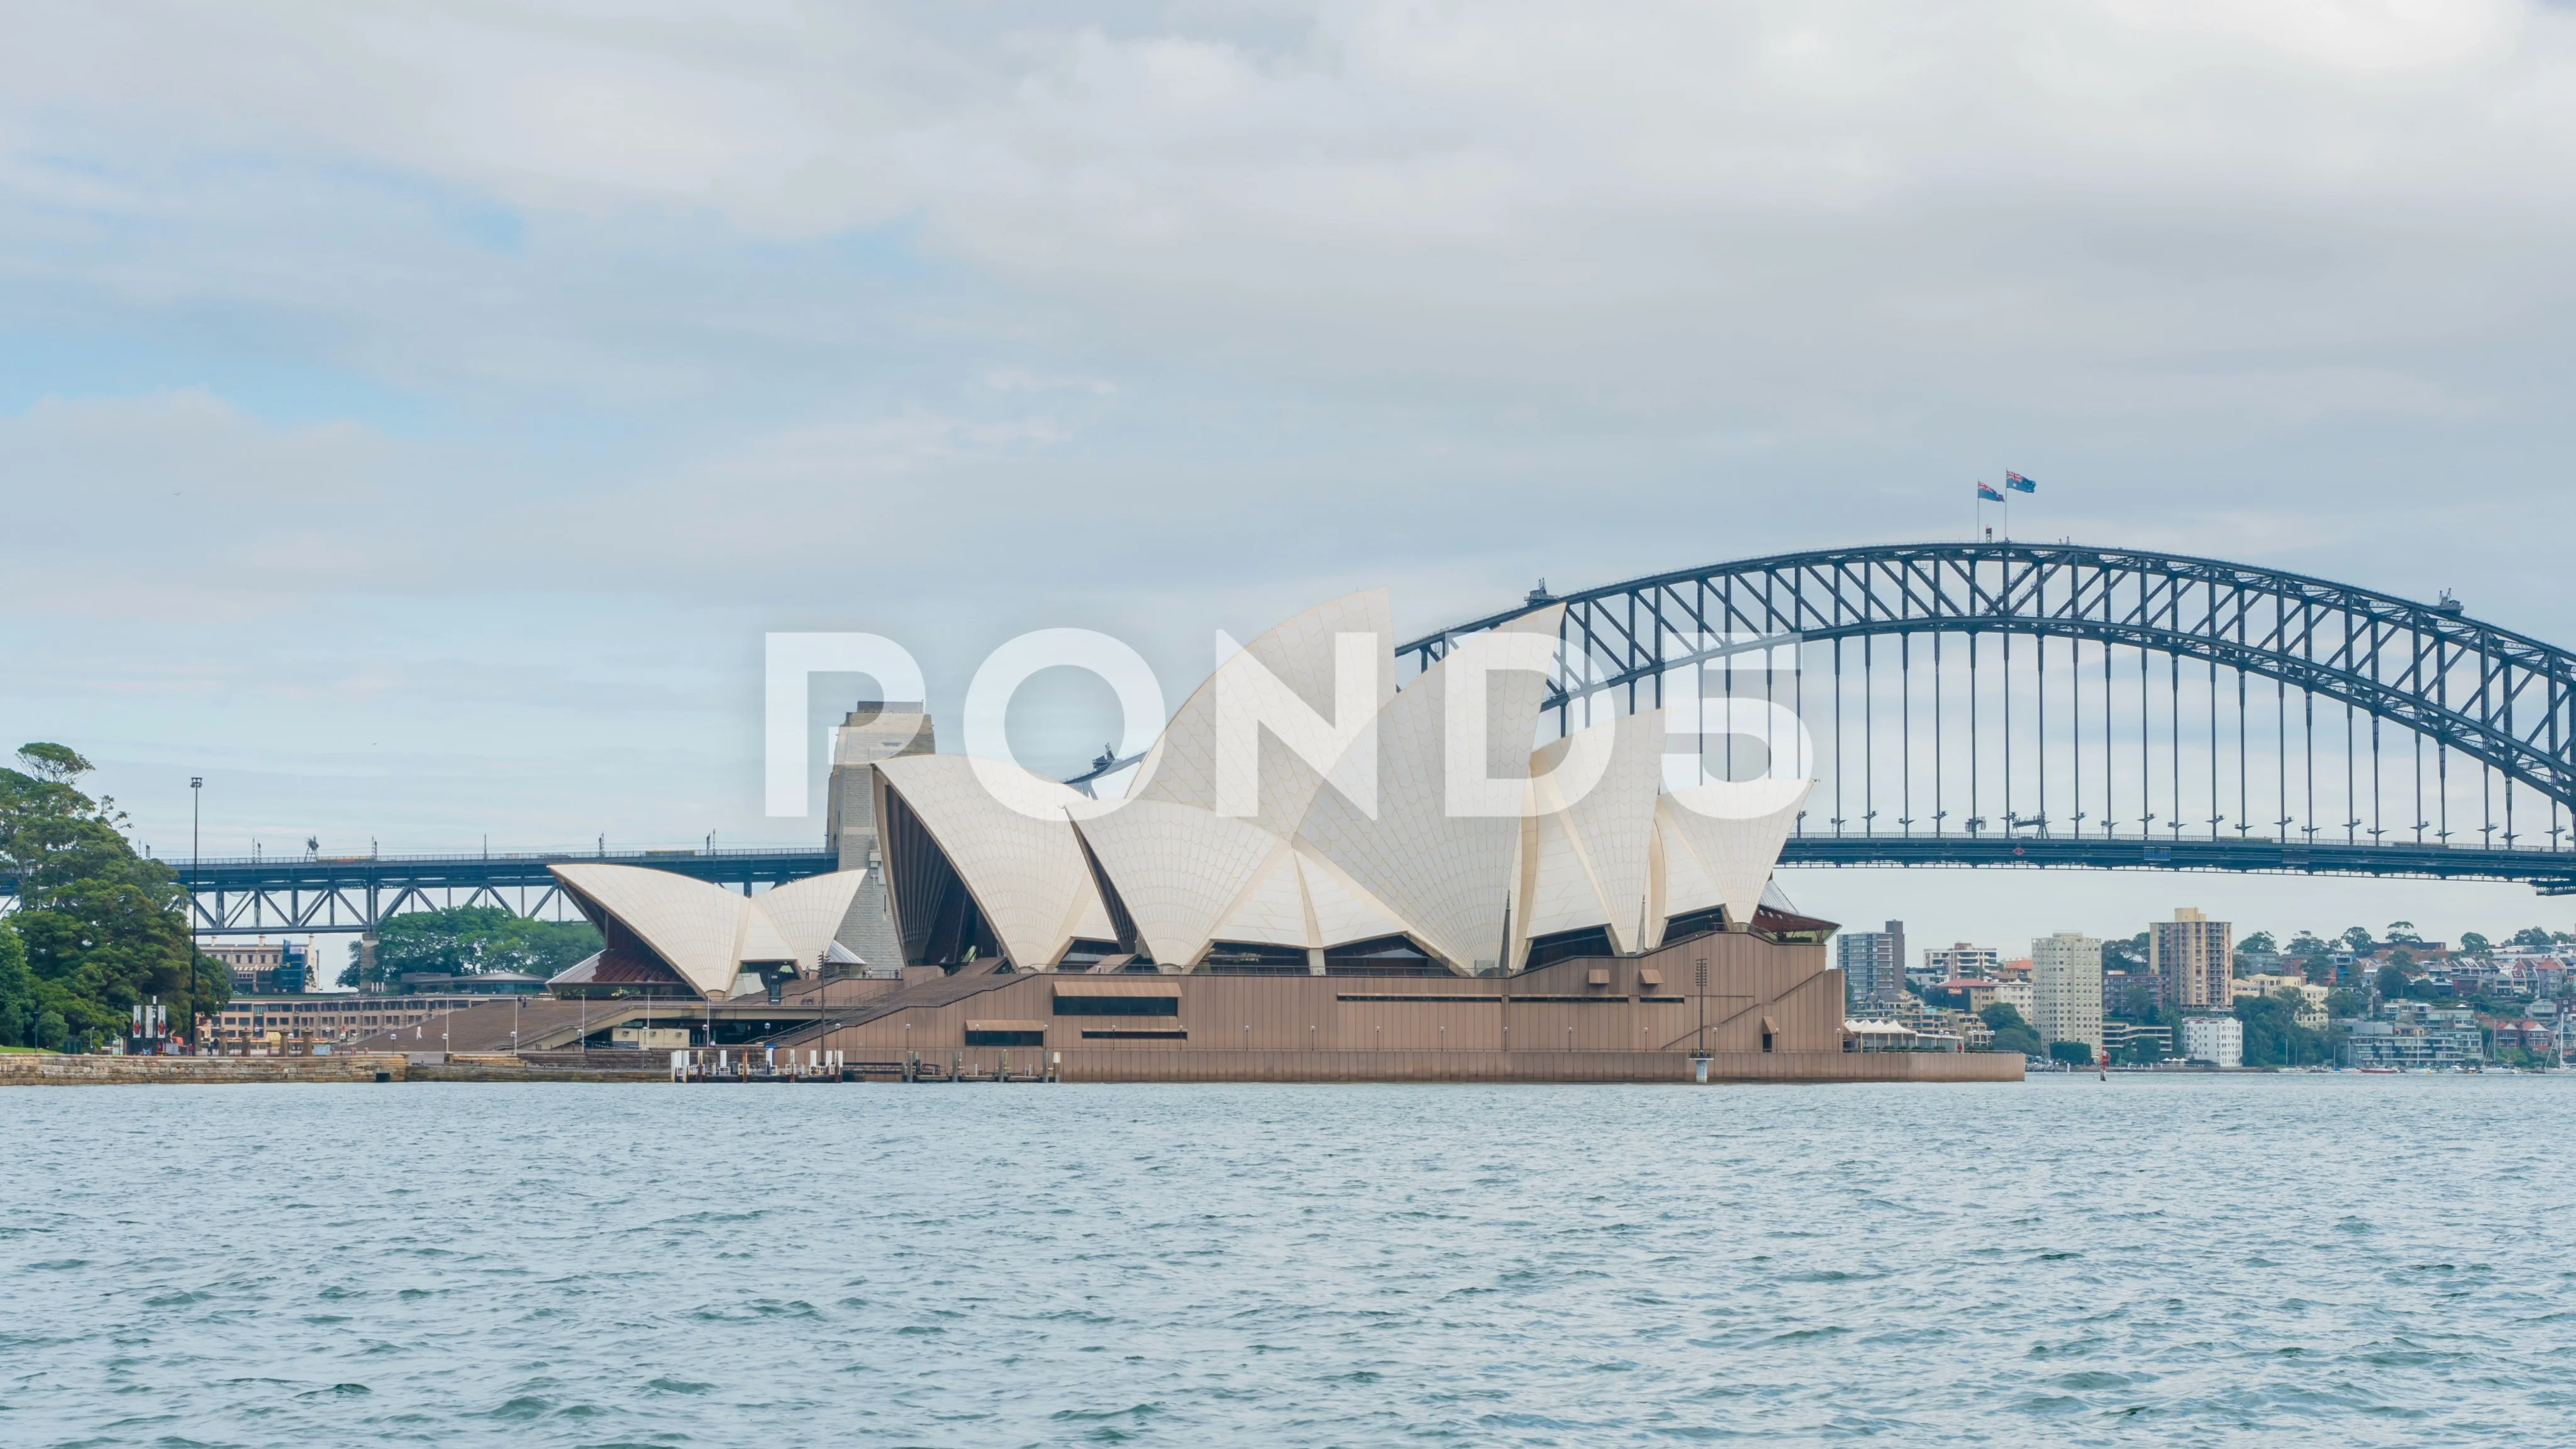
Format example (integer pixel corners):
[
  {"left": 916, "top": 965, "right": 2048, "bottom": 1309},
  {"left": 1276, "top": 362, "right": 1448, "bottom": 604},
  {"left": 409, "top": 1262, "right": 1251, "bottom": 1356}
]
[{"left": 539, "top": 592, "right": 2015, "bottom": 1082}]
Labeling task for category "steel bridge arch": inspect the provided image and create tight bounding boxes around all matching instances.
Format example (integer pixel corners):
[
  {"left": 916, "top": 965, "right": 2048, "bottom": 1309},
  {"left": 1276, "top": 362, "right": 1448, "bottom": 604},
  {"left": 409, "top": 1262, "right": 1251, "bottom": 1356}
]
[{"left": 1401, "top": 543, "right": 2576, "bottom": 816}]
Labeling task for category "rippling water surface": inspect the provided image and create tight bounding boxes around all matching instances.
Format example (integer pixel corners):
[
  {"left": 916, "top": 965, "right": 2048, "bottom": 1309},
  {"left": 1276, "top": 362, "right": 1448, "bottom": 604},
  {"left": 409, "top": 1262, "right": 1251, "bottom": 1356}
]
[{"left": 6, "top": 1075, "right": 2573, "bottom": 1446}]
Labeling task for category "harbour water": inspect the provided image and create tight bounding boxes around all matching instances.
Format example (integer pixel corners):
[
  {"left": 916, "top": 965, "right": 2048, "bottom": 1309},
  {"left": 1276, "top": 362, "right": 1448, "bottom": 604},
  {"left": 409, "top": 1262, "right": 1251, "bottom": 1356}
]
[{"left": 6, "top": 1074, "right": 2572, "bottom": 1446}]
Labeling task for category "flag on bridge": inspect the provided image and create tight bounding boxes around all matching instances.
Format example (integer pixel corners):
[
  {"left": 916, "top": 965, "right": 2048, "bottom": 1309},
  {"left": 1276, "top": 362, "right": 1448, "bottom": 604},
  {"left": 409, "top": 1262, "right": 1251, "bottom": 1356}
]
[
  {"left": 2004, "top": 471, "right": 2036, "bottom": 492},
  {"left": 1977, "top": 482, "right": 2004, "bottom": 501}
]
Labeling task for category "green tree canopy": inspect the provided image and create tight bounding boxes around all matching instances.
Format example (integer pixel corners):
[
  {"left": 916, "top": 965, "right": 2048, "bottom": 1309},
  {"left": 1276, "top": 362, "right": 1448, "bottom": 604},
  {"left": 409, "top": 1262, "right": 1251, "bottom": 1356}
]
[
  {"left": 0, "top": 743, "right": 225, "bottom": 1047},
  {"left": 2239, "top": 930, "right": 2279, "bottom": 957},
  {"left": 2510, "top": 926, "right": 2557, "bottom": 948},
  {"left": 2376, "top": 965, "right": 2409, "bottom": 999},
  {"left": 2102, "top": 931, "right": 2149, "bottom": 974},
  {"left": 339, "top": 905, "right": 601, "bottom": 990},
  {"left": 2458, "top": 931, "right": 2491, "bottom": 957},
  {"left": 2235, "top": 990, "right": 2333, "bottom": 1067},
  {"left": 2385, "top": 920, "right": 2422, "bottom": 944},
  {"left": 1979, "top": 1001, "right": 2043, "bottom": 1057},
  {"left": 0, "top": 917, "right": 54, "bottom": 1048},
  {"left": 2342, "top": 925, "right": 2378, "bottom": 953}
]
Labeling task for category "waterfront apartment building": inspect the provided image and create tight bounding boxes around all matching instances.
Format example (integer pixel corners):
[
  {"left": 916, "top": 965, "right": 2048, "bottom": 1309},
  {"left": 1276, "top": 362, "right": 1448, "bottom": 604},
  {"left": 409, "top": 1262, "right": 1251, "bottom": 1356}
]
[
  {"left": 2150, "top": 908, "right": 2232, "bottom": 1011},
  {"left": 2180, "top": 1015, "right": 2243, "bottom": 1069},
  {"left": 2101, "top": 1021, "right": 2172, "bottom": 1058},
  {"left": 2030, "top": 931, "right": 2104, "bottom": 1053},
  {"left": 2234, "top": 974, "right": 2329, "bottom": 1028},
  {"left": 1838, "top": 921, "right": 1906, "bottom": 1008},
  {"left": 1923, "top": 943, "right": 2001, "bottom": 980}
]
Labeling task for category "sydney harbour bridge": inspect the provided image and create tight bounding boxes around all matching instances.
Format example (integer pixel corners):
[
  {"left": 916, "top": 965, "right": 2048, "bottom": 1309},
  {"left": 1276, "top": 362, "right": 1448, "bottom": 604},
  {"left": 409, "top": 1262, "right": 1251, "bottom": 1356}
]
[{"left": 40, "top": 542, "right": 2576, "bottom": 937}]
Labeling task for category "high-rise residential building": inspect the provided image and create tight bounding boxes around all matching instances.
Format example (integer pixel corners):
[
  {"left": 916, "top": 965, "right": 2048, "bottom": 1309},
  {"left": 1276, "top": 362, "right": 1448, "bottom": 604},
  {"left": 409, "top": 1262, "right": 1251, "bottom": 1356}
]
[
  {"left": 1923, "top": 942, "right": 2001, "bottom": 979},
  {"left": 2030, "top": 931, "right": 2104, "bottom": 1053},
  {"left": 1838, "top": 920, "right": 1907, "bottom": 1008},
  {"left": 2150, "top": 908, "right": 2231, "bottom": 1011}
]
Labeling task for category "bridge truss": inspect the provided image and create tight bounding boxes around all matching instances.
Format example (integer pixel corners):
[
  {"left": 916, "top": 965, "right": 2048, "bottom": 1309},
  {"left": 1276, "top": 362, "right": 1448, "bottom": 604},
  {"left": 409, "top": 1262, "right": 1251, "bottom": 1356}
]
[
  {"left": 1401, "top": 542, "right": 2576, "bottom": 893},
  {"left": 0, "top": 847, "right": 839, "bottom": 938}
]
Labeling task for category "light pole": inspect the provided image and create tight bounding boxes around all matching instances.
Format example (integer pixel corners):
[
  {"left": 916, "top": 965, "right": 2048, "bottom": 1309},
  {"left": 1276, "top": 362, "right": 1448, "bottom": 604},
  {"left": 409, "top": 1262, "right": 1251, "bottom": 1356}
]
[{"left": 189, "top": 777, "right": 202, "bottom": 1052}]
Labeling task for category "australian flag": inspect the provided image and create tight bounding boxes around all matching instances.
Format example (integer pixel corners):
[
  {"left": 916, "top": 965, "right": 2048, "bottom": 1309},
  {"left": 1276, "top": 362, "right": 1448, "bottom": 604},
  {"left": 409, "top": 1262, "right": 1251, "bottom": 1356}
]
[
  {"left": 1977, "top": 482, "right": 2004, "bottom": 501},
  {"left": 2004, "top": 470, "right": 2036, "bottom": 493}
]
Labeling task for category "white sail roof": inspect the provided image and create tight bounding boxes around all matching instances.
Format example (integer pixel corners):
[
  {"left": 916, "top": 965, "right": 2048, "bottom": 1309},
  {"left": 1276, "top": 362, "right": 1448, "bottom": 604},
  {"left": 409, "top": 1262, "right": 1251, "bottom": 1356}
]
[
  {"left": 1294, "top": 608, "right": 1560, "bottom": 971},
  {"left": 873, "top": 754, "right": 1106, "bottom": 970},
  {"left": 1656, "top": 777, "right": 1813, "bottom": 928}
]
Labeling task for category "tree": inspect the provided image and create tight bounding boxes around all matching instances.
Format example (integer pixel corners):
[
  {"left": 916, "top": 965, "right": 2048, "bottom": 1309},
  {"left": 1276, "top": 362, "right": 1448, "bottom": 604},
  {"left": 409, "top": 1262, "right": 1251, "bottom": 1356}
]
[
  {"left": 2385, "top": 920, "right": 2422, "bottom": 945},
  {"left": 339, "top": 905, "right": 601, "bottom": 990},
  {"left": 2376, "top": 965, "right": 2408, "bottom": 1001},
  {"left": 0, "top": 743, "right": 225, "bottom": 1047},
  {"left": 2235, "top": 989, "right": 2331, "bottom": 1067},
  {"left": 2324, "top": 988, "right": 2367, "bottom": 1019},
  {"left": 2510, "top": 927, "right": 2556, "bottom": 949},
  {"left": 0, "top": 917, "right": 42, "bottom": 1048},
  {"left": 1980, "top": 1001, "right": 2043, "bottom": 1057},
  {"left": 2048, "top": 1040, "right": 2095, "bottom": 1067},
  {"left": 2342, "top": 925, "right": 2377, "bottom": 955},
  {"left": 2238, "top": 930, "right": 2279, "bottom": 958},
  {"left": 2102, "top": 931, "right": 2149, "bottom": 974}
]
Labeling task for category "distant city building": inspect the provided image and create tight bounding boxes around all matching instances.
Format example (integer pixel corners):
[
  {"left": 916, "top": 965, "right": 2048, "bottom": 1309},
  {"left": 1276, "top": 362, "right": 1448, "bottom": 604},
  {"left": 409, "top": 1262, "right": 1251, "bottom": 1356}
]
[
  {"left": 2031, "top": 931, "right": 2103, "bottom": 1053},
  {"left": 2233, "top": 974, "right": 2328, "bottom": 1028},
  {"left": 2344, "top": 1016, "right": 2485, "bottom": 1068},
  {"left": 2101, "top": 1021, "right": 2172, "bottom": 1058},
  {"left": 204, "top": 938, "right": 321, "bottom": 996},
  {"left": 2101, "top": 965, "right": 2158, "bottom": 1014},
  {"left": 1937, "top": 977, "right": 2031, "bottom": 1017},
  {"left": 1994, "top": 957, "right": 2033, "bottom": 982},
  {"left": 2151, "top": 908, "right": 2231, "bottom": 1011},
  {"left": 1923, "top": 942, "right": 2001, "bottom": 980},
  {"left": 1838, "top": 920, "right": 1906, "bottom": 1008},
  {"left": 2180, "top": 1015, "right": 2243, "bottom": 1069}
]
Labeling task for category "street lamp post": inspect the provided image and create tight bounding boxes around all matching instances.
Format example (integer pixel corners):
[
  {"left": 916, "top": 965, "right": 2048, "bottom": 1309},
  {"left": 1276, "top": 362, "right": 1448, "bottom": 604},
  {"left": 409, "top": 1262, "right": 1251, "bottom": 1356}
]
[{"left": 189, "top": 777, "right": 202, "bottom": 1052}]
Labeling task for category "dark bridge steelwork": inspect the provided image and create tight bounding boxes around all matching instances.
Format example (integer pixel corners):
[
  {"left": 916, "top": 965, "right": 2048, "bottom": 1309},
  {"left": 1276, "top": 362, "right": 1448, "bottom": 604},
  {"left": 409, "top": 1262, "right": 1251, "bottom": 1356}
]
[
  {"left": 2, "top": 846, "right": 840, "bottom": 937},
  {"left": 1402, "top": 542, "right": 2576, "bottom": 893}
]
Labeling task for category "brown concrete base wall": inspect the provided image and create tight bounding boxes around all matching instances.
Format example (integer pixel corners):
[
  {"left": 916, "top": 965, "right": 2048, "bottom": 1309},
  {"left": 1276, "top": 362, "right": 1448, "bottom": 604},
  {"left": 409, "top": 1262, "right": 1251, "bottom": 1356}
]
[
  {"left": 1035, "top": 1048, "right": 2025, "bottom": 1083},
  {"left": 0, "top": 1053, "right": 411, "bottom": 1085}
]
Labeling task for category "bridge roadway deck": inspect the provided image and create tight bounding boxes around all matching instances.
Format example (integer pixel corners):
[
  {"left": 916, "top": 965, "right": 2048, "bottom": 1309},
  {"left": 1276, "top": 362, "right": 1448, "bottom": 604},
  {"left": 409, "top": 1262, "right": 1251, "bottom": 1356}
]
[
  {"left": 16, "top": 830, "right": 2576, "bottom": 938},
  {"left": 1780, "top": 833, "right": 2576, "bottom": 889},
  {"left": 126, "top": 833, "right": 2576, "bottom": 903}
]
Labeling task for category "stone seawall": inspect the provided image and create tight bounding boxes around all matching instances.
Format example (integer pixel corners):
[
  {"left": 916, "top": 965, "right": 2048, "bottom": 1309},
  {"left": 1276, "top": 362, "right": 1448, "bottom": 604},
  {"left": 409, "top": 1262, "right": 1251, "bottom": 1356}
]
[
  {"left": 0, "top": 1053, "right": 412, "bottom": 1085},
  {"left": 0, "top": 1053, "right": 676, "bottom": 1085}
]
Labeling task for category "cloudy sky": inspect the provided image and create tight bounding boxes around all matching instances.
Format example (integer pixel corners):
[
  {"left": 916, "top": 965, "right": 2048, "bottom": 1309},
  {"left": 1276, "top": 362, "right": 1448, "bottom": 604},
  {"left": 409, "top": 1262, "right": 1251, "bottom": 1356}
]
[{"left": 6, "top": 1, "right": 2575, "bottom": 952}]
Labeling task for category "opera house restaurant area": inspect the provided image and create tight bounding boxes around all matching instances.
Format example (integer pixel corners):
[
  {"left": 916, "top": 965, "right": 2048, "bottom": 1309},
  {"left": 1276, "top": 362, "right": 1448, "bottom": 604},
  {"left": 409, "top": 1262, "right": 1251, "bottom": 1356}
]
[{"left": 531, "top": 592, "right": 2019, "bottom": 1084}]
